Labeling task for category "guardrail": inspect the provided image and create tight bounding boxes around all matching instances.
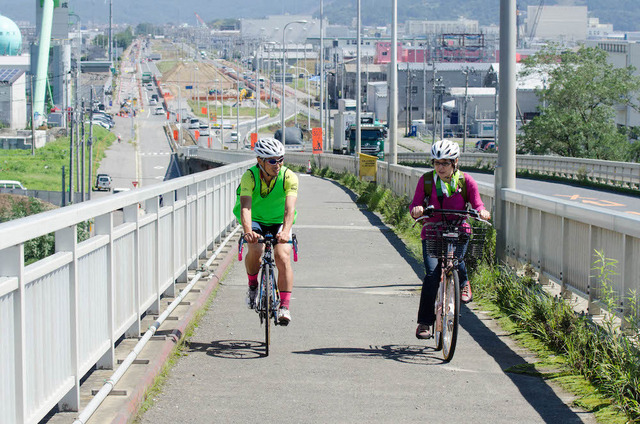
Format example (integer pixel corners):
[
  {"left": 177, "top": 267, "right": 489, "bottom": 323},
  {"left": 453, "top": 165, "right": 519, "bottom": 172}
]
[
  {"left": 285, "top": 152, "right": 640, "bottom": 322},
  {"left": 0, "top": 159, "right": 253, "bottom": 424},
  {"left": 397, "top": 152, "right": 640, "bottom": 189}
]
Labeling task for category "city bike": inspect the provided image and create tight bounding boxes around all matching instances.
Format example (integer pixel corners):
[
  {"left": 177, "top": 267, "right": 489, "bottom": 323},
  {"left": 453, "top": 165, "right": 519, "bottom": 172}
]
[
  {"left": 416, "top": 208, "right": 490, "bottom": 362},
  {"left": 238, "top": 233, "right": 298, "bottom": 356}
]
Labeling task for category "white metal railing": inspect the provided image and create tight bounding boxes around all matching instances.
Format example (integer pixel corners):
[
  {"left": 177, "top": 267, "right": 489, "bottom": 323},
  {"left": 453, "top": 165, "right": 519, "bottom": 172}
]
[
  {"left": 285, "top": 152, "right": 640, "bottom": 320},
  {"left": 397, "top": 152, "right": 640, "bottom": 189},
  {"left": 0, "top": 158, "right": 252, "bottom": 424}
]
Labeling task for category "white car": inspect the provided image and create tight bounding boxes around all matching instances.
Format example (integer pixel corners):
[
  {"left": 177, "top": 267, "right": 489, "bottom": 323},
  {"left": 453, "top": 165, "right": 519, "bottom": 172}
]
[
  {"left": 154, "top": 106, "right": 165, "bottom": 115},
  {"left": 189, "top": 118, "right": 200, "bottom": 129}
]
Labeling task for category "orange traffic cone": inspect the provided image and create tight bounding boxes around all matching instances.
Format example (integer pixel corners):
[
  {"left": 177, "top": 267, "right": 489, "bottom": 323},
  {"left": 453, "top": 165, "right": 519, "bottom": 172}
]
[{"left": 306, "top": 159, "right": 312, "bottom": 174}]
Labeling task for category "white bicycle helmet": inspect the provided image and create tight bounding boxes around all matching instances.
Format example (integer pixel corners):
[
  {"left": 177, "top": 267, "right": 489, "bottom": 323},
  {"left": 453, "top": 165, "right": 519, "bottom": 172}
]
[
  {"left": 431, "top": 139, "right": 460, "bottom": 160},
  {"left": 254, "top": 137, "right": 285, "bottom": 158}
]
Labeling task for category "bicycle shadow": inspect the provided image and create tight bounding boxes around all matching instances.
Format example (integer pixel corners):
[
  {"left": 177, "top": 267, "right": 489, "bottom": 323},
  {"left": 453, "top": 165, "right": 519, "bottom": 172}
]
[
  {"left": 292, "top": 344, "right": 447, "bottom": 366},
  {"left": 186, "top": 340, "right": 267, "bottom": 359}
]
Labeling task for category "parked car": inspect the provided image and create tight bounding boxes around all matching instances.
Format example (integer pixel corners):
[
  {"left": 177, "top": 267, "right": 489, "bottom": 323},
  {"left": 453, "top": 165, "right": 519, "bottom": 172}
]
[
  {"left": 95, "top": 174, "right": 112, "bottom": 191},
  {"left": 230, "top": 131, "right": 238, "bottom": 142},
  {"left": 86, "top": 119, "right": 111, "bottom": 130},
  {"left": 0, "top": 180, "right": 26, "bottom": 190},
  {"left": 199, "top": 123, "right": 210, "bottom": 136},
  {"left": 475, "top": 139, "right": 494, "bottom": 150}
]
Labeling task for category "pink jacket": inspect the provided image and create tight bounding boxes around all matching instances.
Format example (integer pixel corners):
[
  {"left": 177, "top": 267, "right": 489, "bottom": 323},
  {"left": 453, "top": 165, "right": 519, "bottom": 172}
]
[{"left": 410, "top": 172, "right": 486, "bottom": 239}]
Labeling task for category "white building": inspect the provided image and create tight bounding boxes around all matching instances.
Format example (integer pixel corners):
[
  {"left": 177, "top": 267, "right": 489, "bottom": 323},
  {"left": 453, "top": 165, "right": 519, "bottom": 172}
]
[
  {"left": 0, "top": 68, "right": 27, "bottom": 129},
  {"left": 526, "top": 5, "right": 588, "bottom": 42},
  {"left": 586, "top": 39, "right": 640, "bottom": 127},
  {"left": 406, "top": 18, "right": 479, "bottom": 36},
  {"left": 240, "top": 15, "right": 323, "bottom": 45}
]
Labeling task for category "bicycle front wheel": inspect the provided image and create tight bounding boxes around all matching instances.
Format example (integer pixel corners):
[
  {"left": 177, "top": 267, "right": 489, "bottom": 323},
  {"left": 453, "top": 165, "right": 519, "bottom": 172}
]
[
  {"left": 264, "top": 265, "right": 271, "bottom": 356},
  {"left": 441, "top": 269, "right": 460, "bottom": 362}
]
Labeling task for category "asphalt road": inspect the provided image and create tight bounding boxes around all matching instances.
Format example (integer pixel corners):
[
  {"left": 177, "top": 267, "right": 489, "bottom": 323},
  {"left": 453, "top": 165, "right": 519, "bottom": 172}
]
[{"left": 139, "top": 173, "right": 595, "bottom": 424}]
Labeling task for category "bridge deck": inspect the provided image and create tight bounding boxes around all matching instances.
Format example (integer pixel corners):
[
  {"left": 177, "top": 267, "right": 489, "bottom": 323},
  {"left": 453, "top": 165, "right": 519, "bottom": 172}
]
[{"left": 135, "top": 173, "right": 593, "bottom": 423}]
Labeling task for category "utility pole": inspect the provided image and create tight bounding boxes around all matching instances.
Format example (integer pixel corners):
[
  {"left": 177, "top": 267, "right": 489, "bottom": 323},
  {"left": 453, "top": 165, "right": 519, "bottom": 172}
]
[
  {"left": 81, "top": 99, "right": 86, "bottom": 202},
  {"left": 320, "top": 0, "right": 325, "bottom": 149},
  {"left": 496, "top": 0, "right": 517, "bottom": 262},
  {"left": 432, "top": 67, "right": 437, "bottom": 143},
  {"left": 405, "top": 62, "right": 411, "bottom": 136},
  {"left": 30, "top": 74, "right": 35, "bottom": 156},
  {"left": 75, "top": 66, "right": 80, "bottom": 200},
  {"left": 462, "top": 68, "right": 470, "bottom": 152},
  {"left": 89, "top": 88, "right": 94, "bottom": 200},
  {"left": 356, "top": 0, "right": 361, "bottom": 155},
  {"left": 69, "top": 102, "right": 74, "bottom": 204},
  {"left": 236, "top": 80, "right": 240, "bottom": 150},
  {"left": 108, "top": 0, "right": 113, "bottom": 63},
  {"left": 389, "top": 0, "right": 398, "bottom": 164},
  {"left": 423, "top": 46, "right": 427, "bottom": 124}
]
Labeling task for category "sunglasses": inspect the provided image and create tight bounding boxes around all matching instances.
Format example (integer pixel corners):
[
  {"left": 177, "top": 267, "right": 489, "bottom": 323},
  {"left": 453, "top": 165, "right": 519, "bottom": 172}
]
[
  {"left": 265, "top": 157, "right": 284, "bottom": 165},
  {"left": 433, "top": 161, "right": 453, "bottom": 167}
]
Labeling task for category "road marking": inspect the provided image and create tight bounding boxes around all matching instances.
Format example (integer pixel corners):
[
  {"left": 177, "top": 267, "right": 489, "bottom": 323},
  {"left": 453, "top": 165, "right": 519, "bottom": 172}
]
[
  {"left": 553, "top": 194, "right": 625, "bottom": 207},
  {"left": 294, "top": 224, "right": 391, "bottom": 231},
  {"left": 140, "top": 152, "right": 171, "bottom": 156}
]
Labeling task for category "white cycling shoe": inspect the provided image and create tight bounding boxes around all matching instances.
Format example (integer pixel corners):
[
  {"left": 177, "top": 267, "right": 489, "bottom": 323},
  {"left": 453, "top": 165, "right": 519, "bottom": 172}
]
[{"left": 277, "top": 307, "right": 291, "bottom": 326}]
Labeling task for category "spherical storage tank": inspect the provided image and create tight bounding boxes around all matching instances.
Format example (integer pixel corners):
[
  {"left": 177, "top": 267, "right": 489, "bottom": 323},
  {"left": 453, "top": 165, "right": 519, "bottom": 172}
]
[{"left": 0, "top": 14, "right": 22, "bottom": 56}]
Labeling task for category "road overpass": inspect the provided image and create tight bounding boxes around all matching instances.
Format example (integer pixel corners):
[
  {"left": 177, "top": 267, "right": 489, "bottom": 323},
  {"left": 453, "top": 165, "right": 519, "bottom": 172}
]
[{"left": 1, "top": 148, "right": 638, "bottom": 423}]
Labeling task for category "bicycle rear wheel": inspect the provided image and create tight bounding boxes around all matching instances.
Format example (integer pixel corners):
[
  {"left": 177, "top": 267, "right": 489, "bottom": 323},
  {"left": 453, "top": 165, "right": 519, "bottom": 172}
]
[
  {"left": 442, "top": 269, "right": 460, "bottom": 362},
  {"left": 434, "top": 276, "right": 443, "bottom": 352},
  {"left": 264, "top": 265, "right": 271, "bottom": 356}
]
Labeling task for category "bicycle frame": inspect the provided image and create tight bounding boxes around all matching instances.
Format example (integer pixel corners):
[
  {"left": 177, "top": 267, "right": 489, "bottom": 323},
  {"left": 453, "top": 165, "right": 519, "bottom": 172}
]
[
  {"left": 415, "top": 208, "right": 490, "bottom": 361},
  {"left": 238, "top": 233, "right": 298, "bottom": 356}
]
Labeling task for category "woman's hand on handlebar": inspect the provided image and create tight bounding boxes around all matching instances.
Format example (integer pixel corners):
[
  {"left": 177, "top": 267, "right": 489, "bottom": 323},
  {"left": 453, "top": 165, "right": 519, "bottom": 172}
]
[
  {"left": 243, "top": 231, "right": 260, "bottom": 244},
  {"left": 479, "top": 209, "right": 491, "bottom": 221},
  {"left": 410, "top": 205, "right": 424, "bottom": 219}
]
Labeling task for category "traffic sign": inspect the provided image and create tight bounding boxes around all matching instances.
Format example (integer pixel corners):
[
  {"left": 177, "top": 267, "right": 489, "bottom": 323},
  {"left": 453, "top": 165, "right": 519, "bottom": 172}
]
[{"left": 185, "top": 85, "right": 193, "bottom": 90}]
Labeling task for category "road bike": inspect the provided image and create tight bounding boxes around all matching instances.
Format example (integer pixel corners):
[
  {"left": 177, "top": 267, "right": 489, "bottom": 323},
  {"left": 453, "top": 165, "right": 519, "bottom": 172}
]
[
  {"left": 416, "top": 208, "right": 491, "bottom": 362},
  {"left": 238, "top": 233, "right": 298, "bottom": 356}
]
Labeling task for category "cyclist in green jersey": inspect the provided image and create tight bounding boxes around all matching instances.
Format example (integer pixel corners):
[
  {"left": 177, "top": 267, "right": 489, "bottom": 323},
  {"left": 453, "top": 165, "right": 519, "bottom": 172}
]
[{"left": 233, "top": 138, "right": 299, "bottom": 325}]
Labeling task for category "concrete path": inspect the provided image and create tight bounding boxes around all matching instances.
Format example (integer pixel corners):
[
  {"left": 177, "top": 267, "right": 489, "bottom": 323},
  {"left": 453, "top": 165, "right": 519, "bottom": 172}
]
[{"left": 139, "top": 173, "right": 595, "bottom": 423}]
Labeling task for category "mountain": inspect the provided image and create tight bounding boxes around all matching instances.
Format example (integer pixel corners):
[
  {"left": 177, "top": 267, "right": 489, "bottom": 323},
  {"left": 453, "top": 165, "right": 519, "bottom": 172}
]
[{"left": 1, "top": 0, "right": 639, "bottom": 32}]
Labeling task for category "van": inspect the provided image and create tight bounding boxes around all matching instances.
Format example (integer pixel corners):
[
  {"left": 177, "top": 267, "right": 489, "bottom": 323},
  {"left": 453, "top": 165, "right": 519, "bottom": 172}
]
[
  {"left": 189, "top": 118, "right": 200, "bottom": 129},
  {"left": 95, "top": 174, "right": 112, "bottom": 191},
  {"left": 0, "top": 180, "right": 26, "bottom": 190}
]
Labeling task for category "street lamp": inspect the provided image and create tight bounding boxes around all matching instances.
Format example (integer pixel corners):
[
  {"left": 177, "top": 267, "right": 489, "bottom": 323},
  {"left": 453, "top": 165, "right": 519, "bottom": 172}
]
[
  {"left": 290, "top": 65, "right": 311, "bottom": 130},
  {"left": 281, "top": 20, "right": 307, "bottom": 147},
  {"left": 255, "top": 41, "right": 276, "bottom": 144}
]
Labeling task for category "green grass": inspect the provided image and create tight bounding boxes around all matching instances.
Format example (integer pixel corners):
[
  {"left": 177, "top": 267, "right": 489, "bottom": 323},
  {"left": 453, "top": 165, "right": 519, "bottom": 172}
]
[
  {"left": 187, "top": 101, "right": 278, "bottom": 119},
  {"left": 0, "top": 125, "right": 115, "bottom": 191},
  {"left": 156, "top": 60, "right": 180, "bottom": 74}
]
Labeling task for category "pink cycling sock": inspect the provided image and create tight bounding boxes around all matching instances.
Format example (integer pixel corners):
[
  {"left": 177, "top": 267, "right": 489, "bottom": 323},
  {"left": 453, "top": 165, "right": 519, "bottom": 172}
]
[
  {"left": 248, "top": 273, "right": 258, "bottom": 288},
  {"left": 280, "top": 291, "right": 291, "bottom": 309}
]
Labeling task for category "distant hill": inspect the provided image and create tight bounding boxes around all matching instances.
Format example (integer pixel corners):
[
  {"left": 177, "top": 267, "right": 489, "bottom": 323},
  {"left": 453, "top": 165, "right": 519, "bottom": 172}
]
[{"left": 1, "top": 0, "right": 639, "bottom": 32}]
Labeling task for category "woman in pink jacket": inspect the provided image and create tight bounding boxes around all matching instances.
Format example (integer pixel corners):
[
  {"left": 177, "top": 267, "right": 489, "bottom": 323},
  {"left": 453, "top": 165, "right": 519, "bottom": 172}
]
[{"left": 409, "top": 140, "right": 491, "bottom": 340}]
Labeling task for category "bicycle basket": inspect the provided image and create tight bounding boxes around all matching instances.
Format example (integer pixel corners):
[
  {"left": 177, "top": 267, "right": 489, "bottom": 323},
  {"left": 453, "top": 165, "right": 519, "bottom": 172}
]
[
  {"left": 467, "top": 226, "right": 490, "bottom": 259},
  {"left": 424, "top": 225, "right": 471, "bottom": 259}
]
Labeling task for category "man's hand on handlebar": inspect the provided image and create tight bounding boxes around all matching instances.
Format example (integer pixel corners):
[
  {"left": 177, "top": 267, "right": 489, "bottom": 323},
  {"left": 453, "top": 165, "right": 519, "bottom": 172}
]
[
  {"left": 243, "top": 231, "right": 261, "bottom": 244},
  {"left": 276, "top": 231, "right": 290, "bottom": 244}
]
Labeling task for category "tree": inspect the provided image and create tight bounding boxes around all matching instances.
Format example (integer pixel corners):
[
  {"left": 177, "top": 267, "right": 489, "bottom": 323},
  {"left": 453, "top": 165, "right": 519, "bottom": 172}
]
[{"left": 519, "top": 46, "right": 640, "bottom": 160}]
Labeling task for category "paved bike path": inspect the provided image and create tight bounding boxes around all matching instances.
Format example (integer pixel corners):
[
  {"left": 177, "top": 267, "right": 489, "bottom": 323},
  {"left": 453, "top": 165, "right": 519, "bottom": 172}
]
[{"left": 140, "top": 174, "right": 595, "bottom": 424}]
